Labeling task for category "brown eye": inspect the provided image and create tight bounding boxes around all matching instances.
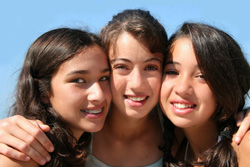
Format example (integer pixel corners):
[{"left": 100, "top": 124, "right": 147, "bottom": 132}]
[
  {"left": 145, "top": 65, "right": 158, "bottom": 71},
  {"left": 100, "top": 76, "right": 109, "bottom": 81},
  {"left": 72, "top": 78, "right": 85, "bottom": 83}
]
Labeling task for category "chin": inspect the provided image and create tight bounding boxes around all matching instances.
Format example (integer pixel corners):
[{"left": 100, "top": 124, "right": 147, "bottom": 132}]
[{"left": 85, "top": 121, "right": 105, "bottom": 133}]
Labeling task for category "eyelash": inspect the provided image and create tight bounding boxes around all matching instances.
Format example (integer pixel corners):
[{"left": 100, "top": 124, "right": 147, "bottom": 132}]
[
  {"left": 113, "top": 65, "right": 128, "bottom": 70},
  {"left": 100, "top": 76, "right": 109, "bottom": 81},
  {"left": 72, "top": 78, "right": 85, "bottom": 83},
  {"left": 165, "top": 70, "right": 178, "bottom": 75},
  {"left": 145, "top": 65, "right": 159, "bottom": 71},
  {"left": 72, "top": 76, "right": 109, "bottom": 83}
]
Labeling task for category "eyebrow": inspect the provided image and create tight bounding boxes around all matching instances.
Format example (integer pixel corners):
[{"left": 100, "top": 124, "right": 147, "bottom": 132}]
[
  {"left": 66, "top": 68, "right": 110, "bottom": 76},
  {"left": 165, "top": 61, "right": 180, "bottom": 65},
  {"left": 110, "top": 57, "right": 162, "bottom": 64}
]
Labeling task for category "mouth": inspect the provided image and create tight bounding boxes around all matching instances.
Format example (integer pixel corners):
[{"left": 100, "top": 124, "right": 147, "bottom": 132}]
[
  {"left": 172, "top": 103, "right": 196, "bottom": 109},
  {"left": 125, "top": 95, "right": 148, "bottom": 102},
  {"left": 81, "top": 108, "right": 103, "bottom": 114}
]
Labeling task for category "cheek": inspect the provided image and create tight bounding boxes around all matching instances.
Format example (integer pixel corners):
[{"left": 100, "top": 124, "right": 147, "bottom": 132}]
[
  {"left": 160, "top": 79, "right": 172, "bottom": 99},
  {"left": 102, "top": 83, "right": 112, "bottom": 103},
  {"left": 110, "top": 73, "right": 125, "bottom": 92},
  {"left": 149, "top": 76, "right": 162, "bottom": 92}
]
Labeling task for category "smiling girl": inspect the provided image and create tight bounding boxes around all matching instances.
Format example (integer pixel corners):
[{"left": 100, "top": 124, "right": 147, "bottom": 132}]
[
  {"left": 161, "top": 23, "right": 250, "bottom": 167},
  {"left": 0, "top": 28, "right": 111, "bottom": 167}
]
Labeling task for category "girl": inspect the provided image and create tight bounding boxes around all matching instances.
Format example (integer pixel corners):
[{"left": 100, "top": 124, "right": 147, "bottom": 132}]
[
  {"left": 0, "top": 28, "right": 111, "bottom": 167},
  {"left": 160, "top": 22, "right": 250, "bottom": 167},
  {"left": 1, "top": 11, "right": 250, "bottom": 167}
]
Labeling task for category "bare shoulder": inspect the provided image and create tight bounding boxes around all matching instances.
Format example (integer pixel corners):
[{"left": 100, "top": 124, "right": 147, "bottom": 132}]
[
  {"left": 0, "top": 154, "right": 39, "bottom": 167},
  {"left": 232, "top": 130, "right": 250, "bottom": 167}
]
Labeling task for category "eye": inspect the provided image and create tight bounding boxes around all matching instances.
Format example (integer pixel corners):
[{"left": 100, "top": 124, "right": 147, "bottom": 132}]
[
  {"left": 72, "top": 78, "right": 85, "bottom": 83},
  {"left": 196, "top": 73, "right": 207, "bottom": 83},
  {"left": 145, "top": 65, "right": 158, "bottom": 71},
  {"left": 100, "top": 76, "right": 109, "bottom": 81},
  {"left": 113, "top": 64, "right": 128, "bottom": 70},
  {"left": 165, "top": 70, "right": 178, "bottom": 75}
]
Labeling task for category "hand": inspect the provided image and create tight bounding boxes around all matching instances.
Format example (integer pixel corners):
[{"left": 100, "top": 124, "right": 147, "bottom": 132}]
[
  {"left": 235, "top": 108, "right": 250, "bottom": 144},
  {"left": 0, "top": 115, "right": 54, "bottom": 165}
]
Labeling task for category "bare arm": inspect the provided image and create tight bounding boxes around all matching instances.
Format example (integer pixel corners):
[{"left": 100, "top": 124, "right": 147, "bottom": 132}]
[
  {"left": 0, "top": 154, "right": 39, "bottom": 167},
  {"left": 0, "top": 115, "right": 54, "bottom": 165}
]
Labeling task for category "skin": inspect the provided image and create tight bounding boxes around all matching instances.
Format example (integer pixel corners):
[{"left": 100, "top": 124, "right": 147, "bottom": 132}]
[
  {"left": 0, "top": 45, "right": 112, "bottom": 167},
  {"left": 91, "top": 32, "right": 164, "bottom": 166},
  {"left": 0, "top": 30, "right": 250, "bottom": 165},
  {"left": 160, "top": 37, "right": 250, "bottom": 165}
]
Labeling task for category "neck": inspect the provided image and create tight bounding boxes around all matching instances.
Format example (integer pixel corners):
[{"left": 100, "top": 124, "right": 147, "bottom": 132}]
[
  {"left": 183, "top": 121, "right": 218, "bottom": 160},
  {"left": 104, "top": 104, "right": 161, "bottom": 140}
]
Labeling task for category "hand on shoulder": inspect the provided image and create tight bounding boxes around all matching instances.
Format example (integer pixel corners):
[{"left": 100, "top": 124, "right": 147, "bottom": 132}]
[{"left": 232, "top": 130, "right": 250, "bottom": 167}]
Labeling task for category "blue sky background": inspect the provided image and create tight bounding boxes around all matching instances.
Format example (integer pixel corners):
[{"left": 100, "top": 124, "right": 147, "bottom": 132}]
[{"left": 1, "top": 0, "right": 250, "bottom": 119}]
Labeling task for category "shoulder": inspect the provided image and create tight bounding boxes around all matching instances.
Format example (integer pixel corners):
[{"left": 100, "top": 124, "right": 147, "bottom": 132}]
[
  {"left": 232, "top": 130, "right": 250, "bottom": 167},
  {"left": 0, "top": 154, "right": 39, "bottom": 167}
]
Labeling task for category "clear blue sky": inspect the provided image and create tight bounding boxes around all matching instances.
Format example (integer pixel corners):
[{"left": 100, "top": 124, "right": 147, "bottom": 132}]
[{"left": 1, "top": 0, "right": 250, "bottom": 119}]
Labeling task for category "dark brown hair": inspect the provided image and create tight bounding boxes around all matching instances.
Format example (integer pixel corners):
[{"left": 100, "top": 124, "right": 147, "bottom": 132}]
[
  {"left": 100, "top": 9, "right": 168, "bottom": 57},
  {"left": 11, "top": 28, "right": 103, "bottom": 167},
  {"left": 163, "top": 23, "right": 250, "bottom": 167}
]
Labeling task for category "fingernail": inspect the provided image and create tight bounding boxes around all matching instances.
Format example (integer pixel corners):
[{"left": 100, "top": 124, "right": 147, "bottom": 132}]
[
  {"left": 49, "top": 146, "right": 54, "bottom": 152},
  {"left": 40, "top": 159, "right": 46, "bottom": 165},
  {"left": 235, "top": 136, "right": 240, "bottom": 143},
  {"left": 24, "top": 156, "right": 30, "bottom": 161},
  {"left": 46, "top": 155, "right": 51, "bottom": 162}
]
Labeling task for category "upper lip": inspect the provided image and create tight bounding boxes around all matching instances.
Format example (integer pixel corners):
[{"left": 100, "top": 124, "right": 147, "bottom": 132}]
[
  {"left": 81, "top": 104, "right": 105, "bottom": 111},
  {"left": 170, "top": 99, "right": 196, "bottom": 106}
]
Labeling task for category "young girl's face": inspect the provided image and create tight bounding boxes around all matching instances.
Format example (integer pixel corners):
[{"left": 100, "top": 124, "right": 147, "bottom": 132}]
[
  {"left": 160, "top": 37, "right": 217, "bottom": 129},
  {"left": 109, "top": 32, "right": 163, "bottom": 119},
  {"left": 49, "top": 45, "right": 111, "bottom": 139}
]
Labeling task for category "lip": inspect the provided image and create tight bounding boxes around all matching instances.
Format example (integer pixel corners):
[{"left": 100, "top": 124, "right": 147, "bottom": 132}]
[
  {"left": 81, "top": 105, "right": 106, "bottom": 119},
  {"left": 124, "top": 95, "right": 148, "bottom": 107},
  {"left": 170, "top": 100, "right": 196, "bottom": 116}
]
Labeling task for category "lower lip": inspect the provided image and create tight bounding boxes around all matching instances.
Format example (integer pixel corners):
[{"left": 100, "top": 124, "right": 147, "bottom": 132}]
[
  {"left": 81, "top": 109, "right": 105, "bottom": 119},
  {"left": 125, "top": 98, "right": 148, "bottom": 107},
  {"left": 171, "top": 104, "right": 194, "bottom": 116}
]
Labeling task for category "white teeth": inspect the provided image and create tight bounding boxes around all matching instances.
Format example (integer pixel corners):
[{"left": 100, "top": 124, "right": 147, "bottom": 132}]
[
  {"left": 83, "top": 108, "right": 102, "bottom": 114},
  {"left": 127, "top": 96, "right": 146, "bottom": 101},
  {"left": 173, "top": 103, "right": 194, "bottom": 109}
]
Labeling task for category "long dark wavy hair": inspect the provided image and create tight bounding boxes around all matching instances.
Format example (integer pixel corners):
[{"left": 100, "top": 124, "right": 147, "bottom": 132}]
[
  {"left": 162, "top": 23, "right": 250, "bottom": 167},
  {"left": 10, "top": 28, "right": 103, "bottom": 167},
  {"left": 99, "top": 9, "right": 168, "bottom": 57}
]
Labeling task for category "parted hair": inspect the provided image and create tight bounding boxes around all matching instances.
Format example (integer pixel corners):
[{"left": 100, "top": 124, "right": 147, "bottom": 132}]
[{"left": 99, "top": 9, "right": 168, "bottom": 57}]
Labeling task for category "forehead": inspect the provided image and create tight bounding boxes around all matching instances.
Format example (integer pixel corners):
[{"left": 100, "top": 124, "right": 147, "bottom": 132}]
[{"left": 109, "top": 32, "right": 163, "bottom": 61}]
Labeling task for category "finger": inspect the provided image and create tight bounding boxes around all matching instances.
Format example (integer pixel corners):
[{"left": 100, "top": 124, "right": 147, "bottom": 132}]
[
  {"left": 34, "top": 120, "right": 50, "bottom": 132},
  {"left": 14, "top": 116, "right": 54, "bottom": 153},
  {"left": 235, "top": 111, "right": 245, "bottom": 127},
  {"left": 235, "top": 118, "right": 250, "bottom": 144},
  {"left": 1, "top": 116, "right": 52, "bottom": 163},
  {"left": 0, "top": 143, "right": 30, "bottom": 162},
  {"left": 0, "top": 131, "right": 47, "bottom": 165}
]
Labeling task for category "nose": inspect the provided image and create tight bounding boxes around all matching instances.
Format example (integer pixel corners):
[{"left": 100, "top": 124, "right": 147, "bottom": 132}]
[
  {"left": 174, "top": 74, "right": 193, "bottom": 96},
  {"left": 128, "top": 68, "right": 145, "bottom": 90},
  {"left": 87, "top": 82, "right": 105, "bottom": 103}
]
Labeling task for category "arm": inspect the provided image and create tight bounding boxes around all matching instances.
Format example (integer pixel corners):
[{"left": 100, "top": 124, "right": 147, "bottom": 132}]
[
  {"left": 0, "top": 115, "right": 54, "bottom": 165},
  {"left": 235, "top": 108, "right": 250, "bottom": 144},
  {"left": 0, "top": 154, "right": 39, "bottom": 167}
]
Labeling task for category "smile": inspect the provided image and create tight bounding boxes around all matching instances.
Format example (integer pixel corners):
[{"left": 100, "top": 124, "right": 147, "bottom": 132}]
[
  {"left": 172, "top": 103, "right": 196, "bottom": 109},
  {"left": 126, "top": 96, "right": 147, "bottom": 102},
  {"left": 81, "top": 108, "right": 103, "bottom": 114}
]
